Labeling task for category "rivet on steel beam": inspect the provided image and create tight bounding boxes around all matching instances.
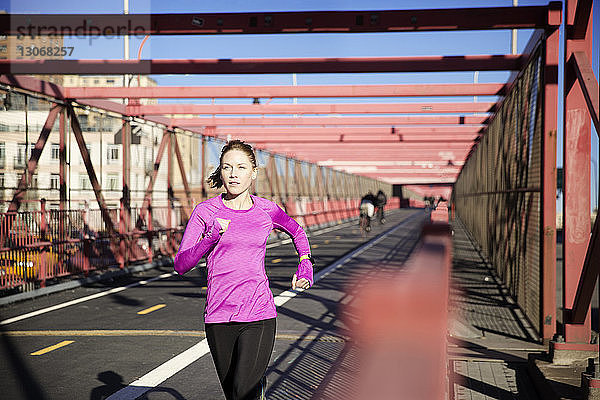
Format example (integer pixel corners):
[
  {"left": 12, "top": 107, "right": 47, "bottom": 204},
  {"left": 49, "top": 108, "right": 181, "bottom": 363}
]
[{"left": 191, "top": 17, "right": 204, "bottom": 27}]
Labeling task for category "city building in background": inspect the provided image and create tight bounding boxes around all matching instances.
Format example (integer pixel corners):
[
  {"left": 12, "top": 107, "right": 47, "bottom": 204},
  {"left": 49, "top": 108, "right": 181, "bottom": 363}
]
[{"left": 0, "top": 73, "right": 170, "bottom": 212}]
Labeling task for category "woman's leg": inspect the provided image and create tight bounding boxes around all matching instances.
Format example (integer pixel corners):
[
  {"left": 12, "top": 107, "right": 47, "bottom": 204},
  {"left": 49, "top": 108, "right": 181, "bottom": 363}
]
[
  {"left": 205, "top": 322, "right": 239, "bottom": 400},
  {"left": 231, "top": 318, "right": 276, "bottom": 400}
]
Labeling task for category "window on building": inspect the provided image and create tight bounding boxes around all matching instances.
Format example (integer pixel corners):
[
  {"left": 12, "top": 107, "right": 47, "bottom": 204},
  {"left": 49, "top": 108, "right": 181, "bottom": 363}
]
[
  {"left": 0, "top": 142, "right": 5, "bottom": 168},
  {"left": 106, "top": 79, "right": 115, "bottom": 85},
  {"left": 107, "top": 173, "right": 119, "bottom": 191},
  {"left": 16, "top": 143, "right": 35, "bottom": 164},
  {"left": 0, "top": 173, "right": 4, "bottom": 188},
  {"left": 50, "top": 174, "right": 60, "bottom": 190},
  {"left": 18, "top": 173, "right": 38, "bottom": 188},
  {"left": 51, "top": 143, "right": 60, "bottom": 160},
  {"left": 107, "top": 145, "right": 120, "bottom": 163},
  {"left": 0, "top": 45, "right": 7, "bottom": 53},
  {"left": 78, "top": 144, "right": 92, "bottom": 161},
  {"left": 93, "top": 79, "right": 100, "bottom": 85},
  {"left": 79, "top": 174, "right": 91, "bottom": 190},
  {"left": 16, "top": 143, "right": 27, "bottom": 167}
]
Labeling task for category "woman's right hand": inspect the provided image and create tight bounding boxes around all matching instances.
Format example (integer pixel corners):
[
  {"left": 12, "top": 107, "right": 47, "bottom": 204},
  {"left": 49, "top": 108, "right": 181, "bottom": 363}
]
[{"left": 199, "top": 219, "right": 227, "bottom": 243}]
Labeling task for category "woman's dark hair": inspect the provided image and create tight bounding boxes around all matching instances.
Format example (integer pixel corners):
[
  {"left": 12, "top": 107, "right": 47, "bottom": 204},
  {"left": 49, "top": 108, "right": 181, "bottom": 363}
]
[{"left": 207, "top": 140, "right": 257, "bottom": 189}]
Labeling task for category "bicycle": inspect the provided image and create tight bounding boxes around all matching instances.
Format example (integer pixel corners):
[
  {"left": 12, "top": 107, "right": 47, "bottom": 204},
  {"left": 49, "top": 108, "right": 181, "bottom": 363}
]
[{"left": 359, "top": 211, "right": 371, "bottom": 237}]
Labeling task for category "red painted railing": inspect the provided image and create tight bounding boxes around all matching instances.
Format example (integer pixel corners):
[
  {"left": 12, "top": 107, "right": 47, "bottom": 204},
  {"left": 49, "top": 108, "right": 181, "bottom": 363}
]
[{"left": 0, "top": 197, "right": 404, "bottom": 294}]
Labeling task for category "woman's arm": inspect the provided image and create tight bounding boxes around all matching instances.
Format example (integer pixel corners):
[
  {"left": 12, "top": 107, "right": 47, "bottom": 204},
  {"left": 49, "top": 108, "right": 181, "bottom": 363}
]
[
  {"left": 173, "top": 206, "right": 221, "bottom": 275},
  {"left": 269, "top": 204, "right": 314, "bottom": 286}
]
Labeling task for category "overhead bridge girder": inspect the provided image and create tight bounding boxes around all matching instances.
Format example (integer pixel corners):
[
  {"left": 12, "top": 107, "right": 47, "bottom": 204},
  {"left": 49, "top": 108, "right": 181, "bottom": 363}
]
[
  {"left": 1, "top": 6, "right": 556, "bottom": 36},
  {"left": 63, "top": 83, "right": 507, "bottom": 99},
  {"left": 171, "top": 116, "right": 489, "bottom": 127},
  {"left": 0, "top": 55, "right": 524, "bottom": 75},
  {"left": 128, "top": 102, "right": 495, "bottom": 116}
]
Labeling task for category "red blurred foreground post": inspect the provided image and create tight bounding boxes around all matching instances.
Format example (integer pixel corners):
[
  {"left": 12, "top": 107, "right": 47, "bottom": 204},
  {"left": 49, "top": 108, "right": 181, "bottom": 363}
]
[{"left": 346, "top": 223, "right": 451, "bottom": 400}]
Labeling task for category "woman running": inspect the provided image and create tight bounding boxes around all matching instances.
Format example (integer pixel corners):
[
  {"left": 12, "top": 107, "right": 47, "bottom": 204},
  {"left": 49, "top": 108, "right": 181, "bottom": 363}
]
[{"left": 173, "top": 140, "right": 314, "bottom": 400}]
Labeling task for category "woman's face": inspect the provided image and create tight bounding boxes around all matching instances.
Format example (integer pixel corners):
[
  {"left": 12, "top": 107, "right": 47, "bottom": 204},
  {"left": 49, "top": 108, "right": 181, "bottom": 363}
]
[{"left": 220, "top": 149, "right": 257, "bottom": 196}]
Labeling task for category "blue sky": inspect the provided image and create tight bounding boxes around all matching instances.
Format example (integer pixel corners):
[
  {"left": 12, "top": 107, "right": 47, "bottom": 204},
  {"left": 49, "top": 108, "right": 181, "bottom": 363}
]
[{"left": 2, "top": 0, "right": 600, "bottom": 208}]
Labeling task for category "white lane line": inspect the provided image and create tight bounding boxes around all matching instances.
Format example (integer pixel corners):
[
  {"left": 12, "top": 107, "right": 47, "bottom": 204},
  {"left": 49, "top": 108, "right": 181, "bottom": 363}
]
[
  {"left": 0, "top": 272, "right": 175, "bottom": 326},
  {"left": 106, "top": 340, "right": 211, "bottom": 400},
  {"left": 106, "top": 214, "right": 418, "bottom": 400}
]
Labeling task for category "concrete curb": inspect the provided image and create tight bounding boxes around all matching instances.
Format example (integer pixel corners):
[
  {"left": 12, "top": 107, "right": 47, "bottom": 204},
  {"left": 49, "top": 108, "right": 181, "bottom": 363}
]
[
  {"left": 0, "top": 257, "right": 173, "bottom": 306},
  {"left": 527, "top": 353, "right": 586, "bottom": 400}
]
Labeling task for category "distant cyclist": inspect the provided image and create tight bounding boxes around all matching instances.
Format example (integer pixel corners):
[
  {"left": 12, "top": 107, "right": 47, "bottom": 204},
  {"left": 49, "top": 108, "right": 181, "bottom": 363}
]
[
  {"left": 375, "top": 190, "right": 387, "bottom": 224},
  {"left": 359, "top": 192, "right": 377, "bottom": 232}
]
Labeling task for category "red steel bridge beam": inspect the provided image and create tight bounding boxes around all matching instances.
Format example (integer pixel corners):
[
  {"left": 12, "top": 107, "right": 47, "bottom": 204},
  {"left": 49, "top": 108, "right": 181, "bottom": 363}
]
[
  {"left": 0, "top": 55, "right": 524, "bottom": 75},
  {"left": 211, "top": 126, "right": 483, "bottom": 135},
  {"left": 63, "top": 83, "right": 507, "bottom": 99},
  {"left": 0, "top": 6, "right": 555, "bottom": 36},
  {"left": 559, "top": 0, "right": 596, "bottom": 356},
  {"left": 244, "top": 138, "right": 477, "bottom": 144},
  {"left": 234, "top": 134, "right": 479, "bottom": 143},
  {"left": 358, "top": 170, "right": 460, "bottom": 176},
  {"left": 171, "top": 116, "right": 489, "bottom": 127},
  {"left": 366, "top": 177, "right": 457, "bottom": 184},
  {"left": 269, "top": 152, "right": 471, "bottom": 161},
  {"left": 359, "top": 170, "right": 460, "bottom": 175},
  {"left": 130, "top": 102, "right": 495, "bottom": 116},
  {"left": 7, "top": 104, "right": 62, "bottom": 212},
  {"left": 261, "top": 142, "right": 470, "bottom": 150},
  {"left": 280, "top": 153, "right": 471, "bottom": 160},
  {"left": 319, "top": 161, "right": 465, "bottom": 167}
]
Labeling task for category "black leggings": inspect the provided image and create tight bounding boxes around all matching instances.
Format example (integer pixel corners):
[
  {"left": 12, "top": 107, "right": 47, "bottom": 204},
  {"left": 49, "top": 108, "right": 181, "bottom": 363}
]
[{"left": 205, "top": 318, "right": 276, "bottom": 400}]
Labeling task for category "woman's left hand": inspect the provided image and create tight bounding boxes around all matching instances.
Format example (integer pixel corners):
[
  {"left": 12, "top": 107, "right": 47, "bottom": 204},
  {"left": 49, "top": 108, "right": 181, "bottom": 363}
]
[{"left": 292, "top": 274, "right": 310, "bottom": 290}]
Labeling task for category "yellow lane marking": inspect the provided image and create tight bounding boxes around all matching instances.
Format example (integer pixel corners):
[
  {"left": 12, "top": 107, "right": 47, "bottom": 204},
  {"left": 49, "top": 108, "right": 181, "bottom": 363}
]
[
  {"left": 30, "top": 340, "right": 74, "bottom": 356},
  {"left": 324, "top": 240, "right": 330, "bottom": 244},
  {"left": 313, "top": 244, "right": 320, "bottom": 248},
  {"left": 272, "top": 258, "right": 282, "bottom": 263},
  {"left": 137, "top": 304, "right": 166, "bottom": 315},
  {"left": 10, "top": 330, "right": 347, "bottom": 342},
  {"left": 335, "top": 236, "right": 341, "bottom": 240}
]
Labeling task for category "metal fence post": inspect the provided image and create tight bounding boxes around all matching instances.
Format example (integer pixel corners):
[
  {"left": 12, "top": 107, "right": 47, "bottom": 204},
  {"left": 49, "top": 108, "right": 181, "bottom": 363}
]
[{"left": 39, "top": 198, "right": 47, "bottom": 288}]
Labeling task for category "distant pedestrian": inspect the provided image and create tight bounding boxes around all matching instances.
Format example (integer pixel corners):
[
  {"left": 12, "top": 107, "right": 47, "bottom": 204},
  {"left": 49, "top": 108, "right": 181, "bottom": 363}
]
[{"left": 173, "top": 140, "right": 314, "bottom": 400}]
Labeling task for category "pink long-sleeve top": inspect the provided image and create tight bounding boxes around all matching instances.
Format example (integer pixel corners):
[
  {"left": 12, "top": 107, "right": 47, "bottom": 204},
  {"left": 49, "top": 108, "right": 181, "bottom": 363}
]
[{"left": 173, "top": 194, "right": 313, "bottom": 323}]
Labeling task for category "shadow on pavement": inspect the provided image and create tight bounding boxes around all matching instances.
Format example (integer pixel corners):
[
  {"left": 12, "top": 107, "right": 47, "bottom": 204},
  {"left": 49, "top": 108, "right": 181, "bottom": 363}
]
[
  {"left": 0, "top": 324, "right": 49, "bottom": 400},
  {"left": 90, "top": 371, "right": 187, "bottom": 400}
]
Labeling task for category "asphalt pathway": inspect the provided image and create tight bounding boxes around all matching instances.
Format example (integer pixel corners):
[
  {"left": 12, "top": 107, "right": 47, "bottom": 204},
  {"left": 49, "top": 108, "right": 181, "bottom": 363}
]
[{"left": 0, "top": 208, "right": 426, "bottom": 400}]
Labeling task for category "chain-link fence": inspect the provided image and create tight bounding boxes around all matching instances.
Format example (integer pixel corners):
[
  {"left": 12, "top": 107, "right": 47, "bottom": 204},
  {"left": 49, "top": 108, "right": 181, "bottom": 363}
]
[{"left": 453, "top": 45, "right": 544, "bottom": 335}]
